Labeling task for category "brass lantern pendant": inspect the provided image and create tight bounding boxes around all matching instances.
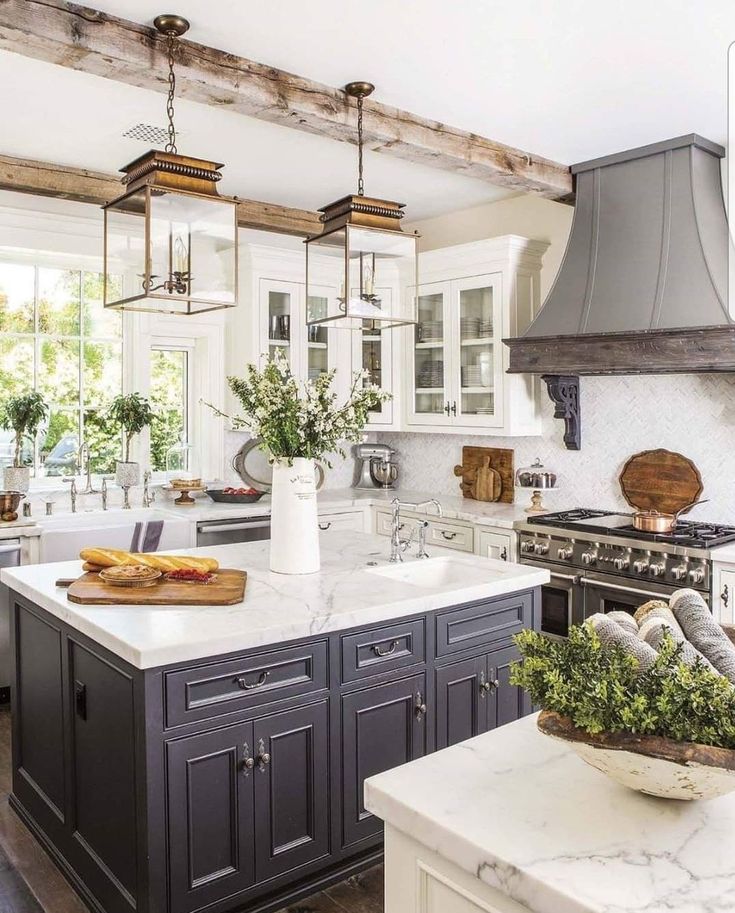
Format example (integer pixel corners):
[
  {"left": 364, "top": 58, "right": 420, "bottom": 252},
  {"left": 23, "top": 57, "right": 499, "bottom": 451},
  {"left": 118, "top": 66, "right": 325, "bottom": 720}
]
[
  {"left": 103, "top": 15, "right": 238, "bottom": 315},
  {"left": 305, "top": 82, "right": 418, "bottom": 329}
]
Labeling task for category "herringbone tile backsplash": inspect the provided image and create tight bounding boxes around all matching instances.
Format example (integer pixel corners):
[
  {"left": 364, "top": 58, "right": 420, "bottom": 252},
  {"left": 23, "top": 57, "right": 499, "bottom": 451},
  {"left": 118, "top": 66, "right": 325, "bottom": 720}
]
[{"left": 380, "top": 375, "right": 735, "bottom": 522}]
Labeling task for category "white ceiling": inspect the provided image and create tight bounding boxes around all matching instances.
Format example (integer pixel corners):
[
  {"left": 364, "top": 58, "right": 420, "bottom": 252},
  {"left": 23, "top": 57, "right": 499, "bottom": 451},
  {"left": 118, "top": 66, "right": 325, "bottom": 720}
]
[{"left": 2, "top": 0, "right": 734, "bottom": 219}]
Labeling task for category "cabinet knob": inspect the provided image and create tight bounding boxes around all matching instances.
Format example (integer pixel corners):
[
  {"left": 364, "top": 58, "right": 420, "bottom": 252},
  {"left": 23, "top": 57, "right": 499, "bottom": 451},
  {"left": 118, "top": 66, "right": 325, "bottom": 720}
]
[
  {"left": 414, "top": 692, "right": 427, "bottom": 719},
  {"left": 256, "top": 738, "right": 271, "bottom": 772},
  {"left": 242, "top": 743, "right": 255, "bottom": 775}
]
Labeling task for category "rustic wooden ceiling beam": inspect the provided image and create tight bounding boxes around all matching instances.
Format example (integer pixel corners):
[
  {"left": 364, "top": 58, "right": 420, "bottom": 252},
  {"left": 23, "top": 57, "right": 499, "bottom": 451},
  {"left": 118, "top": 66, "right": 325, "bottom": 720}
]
[
  {"left": 0, "top": 0, "right": 574, "bottom": 202},
  {"left": 0, "top": 154, "right": 322, "bottom": 236}
]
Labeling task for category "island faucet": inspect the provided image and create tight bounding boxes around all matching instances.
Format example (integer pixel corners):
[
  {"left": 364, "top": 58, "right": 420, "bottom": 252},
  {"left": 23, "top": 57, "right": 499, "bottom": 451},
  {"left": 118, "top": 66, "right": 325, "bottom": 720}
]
[
  {"left": 62, "top": 476, "right": 78, "bottom": 514},
  {"left": 101, "top": 477, "right": 108, "bottom": 511},
  {"left": 142, "top": 470, "right": 155, "bottom": 508},
  {"left": 389, "top": 498, "right": 443, "bottom": 562}
]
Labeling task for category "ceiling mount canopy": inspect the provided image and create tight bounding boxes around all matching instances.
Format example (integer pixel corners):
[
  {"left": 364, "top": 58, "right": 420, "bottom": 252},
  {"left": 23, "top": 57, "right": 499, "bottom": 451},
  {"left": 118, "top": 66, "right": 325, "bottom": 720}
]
[
  {"left": 305, "top": 81, "right": 418, "bottom": 330},
  {"left": 103, "top": 13, "right": 239, "bottom": 316}
]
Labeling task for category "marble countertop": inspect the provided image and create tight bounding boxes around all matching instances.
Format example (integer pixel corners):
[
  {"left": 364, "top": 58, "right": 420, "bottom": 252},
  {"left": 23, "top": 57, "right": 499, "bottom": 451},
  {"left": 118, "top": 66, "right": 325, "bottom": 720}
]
[
  {"left": 0, "top": 521, "right": 40, "bottom": 540},
  {"left": 365, "top": 713, "right": 735, "bottom": 913},
  {"left": 0, "top": 531, "right": 547, "bottom": 669}
]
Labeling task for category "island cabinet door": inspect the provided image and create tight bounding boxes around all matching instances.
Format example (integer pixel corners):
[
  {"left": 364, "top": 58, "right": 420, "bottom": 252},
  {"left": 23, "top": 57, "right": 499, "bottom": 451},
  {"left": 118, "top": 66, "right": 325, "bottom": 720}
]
[
  {"left": 341, "top": 673, "right": 427, "bottom": 847},
  {"left": 167, "top": 722, "right": 255, "bottom": 913},
  {"left": 252, "top": 701, "right": 330, "bottom": 881},
  {"left": 435, "top": 656, "right": 487, "bottom": 750},
  {"left": 487, "top": 644, "right": 532, "bottom": 730}
]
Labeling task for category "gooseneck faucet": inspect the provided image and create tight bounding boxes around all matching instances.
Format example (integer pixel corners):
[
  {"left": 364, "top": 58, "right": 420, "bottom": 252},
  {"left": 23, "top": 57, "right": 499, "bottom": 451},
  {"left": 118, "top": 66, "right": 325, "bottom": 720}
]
[
  {"left": 77, "top": 441, "right": 98, "bottom": 495},
  {"left": 389, "top": 498, "right": 443, "bottom": 562},
  {"left": 142, "top": 470, "right": 155, "bottom": 508},
  {"left": 62, "top": 476, "right": 78, "bottom": 514}
]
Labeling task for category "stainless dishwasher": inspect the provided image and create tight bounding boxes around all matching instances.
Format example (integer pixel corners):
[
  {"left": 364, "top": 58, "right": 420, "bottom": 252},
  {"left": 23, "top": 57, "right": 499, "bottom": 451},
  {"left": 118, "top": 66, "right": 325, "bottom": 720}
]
[
  {"left": 0, "top": 538, "right": 22, "bottom": 702},
  {"left": 196, "top": 516, "right": 271, "bottom": 547}
]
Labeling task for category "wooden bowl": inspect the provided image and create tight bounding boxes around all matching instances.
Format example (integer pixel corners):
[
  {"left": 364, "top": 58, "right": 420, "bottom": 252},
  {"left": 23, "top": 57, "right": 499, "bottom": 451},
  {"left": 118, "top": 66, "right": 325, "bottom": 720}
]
[{"left": 538, "top": 710, "right": 735, "bottom": 800}]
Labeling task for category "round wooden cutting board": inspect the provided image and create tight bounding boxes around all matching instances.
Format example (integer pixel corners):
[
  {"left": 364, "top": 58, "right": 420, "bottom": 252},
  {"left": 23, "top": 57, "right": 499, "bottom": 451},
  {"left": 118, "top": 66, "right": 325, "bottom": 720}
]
[{"left": 619, "top": 449, "right": 703, "bottom": 514}]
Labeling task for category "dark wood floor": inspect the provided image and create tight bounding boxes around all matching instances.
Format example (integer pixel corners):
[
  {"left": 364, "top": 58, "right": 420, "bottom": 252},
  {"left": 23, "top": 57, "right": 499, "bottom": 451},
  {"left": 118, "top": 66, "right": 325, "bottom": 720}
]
[{"left": 0, "top": 706, "right": 383, "bottom": 913}]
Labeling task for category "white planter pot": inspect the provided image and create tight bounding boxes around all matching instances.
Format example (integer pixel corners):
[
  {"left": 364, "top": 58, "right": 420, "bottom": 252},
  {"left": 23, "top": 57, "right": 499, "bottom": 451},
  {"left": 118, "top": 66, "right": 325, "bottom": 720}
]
[
  {"left": 116, "top": 461, "right": 140, "bottom": 488},
  {"left": 269, "top": 457, "right": 320, "bottom": 575},
  {"left": 3, "top": 466, "right": 30, "bottom": 493}
]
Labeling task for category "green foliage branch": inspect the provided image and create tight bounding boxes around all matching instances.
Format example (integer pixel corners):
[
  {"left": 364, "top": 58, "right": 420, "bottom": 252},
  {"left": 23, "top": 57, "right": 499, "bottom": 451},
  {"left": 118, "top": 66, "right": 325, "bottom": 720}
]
[
  {"left": 0, "top": 391, "right": 48, "bottom": 467},
  {"left": 107, "top": 393, "right": 155, "bottom": 463}
]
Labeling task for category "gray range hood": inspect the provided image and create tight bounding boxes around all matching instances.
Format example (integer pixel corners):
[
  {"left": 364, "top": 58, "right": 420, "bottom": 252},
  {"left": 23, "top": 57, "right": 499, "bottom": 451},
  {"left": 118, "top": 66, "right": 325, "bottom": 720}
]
[{"left": 505, "top": 134, "right": 735, "bottom": 377}]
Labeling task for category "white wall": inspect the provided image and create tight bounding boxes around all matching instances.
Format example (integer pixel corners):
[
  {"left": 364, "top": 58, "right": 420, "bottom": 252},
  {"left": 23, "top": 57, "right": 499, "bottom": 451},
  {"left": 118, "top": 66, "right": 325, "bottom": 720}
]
[{"left": 387, "top": 194, "right": 735, "bottom": 523}]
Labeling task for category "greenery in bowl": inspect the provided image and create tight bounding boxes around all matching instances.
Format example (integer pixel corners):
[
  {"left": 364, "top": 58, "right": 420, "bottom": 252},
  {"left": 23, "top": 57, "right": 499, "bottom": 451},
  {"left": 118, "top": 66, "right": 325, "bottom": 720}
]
[
  {"left": 209, "top": 351, "right": 390, "bottom": 466},
  {"left": 107, "top": 393, "right": 155, "bottom": 463},
  {"left": 511, "top": 624, "right": 735, "bottom": 750},
  {"left": 0, "top": 391, "right": 48, "bottom": 468}
]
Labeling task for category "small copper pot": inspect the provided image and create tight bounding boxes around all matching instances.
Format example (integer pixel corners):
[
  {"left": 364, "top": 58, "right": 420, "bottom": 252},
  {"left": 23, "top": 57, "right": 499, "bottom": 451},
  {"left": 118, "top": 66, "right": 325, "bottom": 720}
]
[
  {"left": 632, "top": 498, "right": 708, "bottom": 534},
  {"left": 0, "top": 490, "right": 25, "bottom": 522}
]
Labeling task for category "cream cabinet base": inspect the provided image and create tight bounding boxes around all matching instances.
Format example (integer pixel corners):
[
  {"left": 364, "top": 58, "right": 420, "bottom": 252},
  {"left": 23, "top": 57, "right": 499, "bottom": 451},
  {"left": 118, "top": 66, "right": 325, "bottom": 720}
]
[{"left": 384, "top": 825, "right": 532, "bottom": 913}]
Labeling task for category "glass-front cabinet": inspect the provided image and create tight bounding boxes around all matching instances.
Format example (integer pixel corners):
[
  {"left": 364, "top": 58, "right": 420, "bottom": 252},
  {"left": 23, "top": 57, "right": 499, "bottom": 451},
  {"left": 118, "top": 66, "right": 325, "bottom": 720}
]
[
  {"left": 404, "top": 236, "right": 548, "bottom": 436},
  {"left": 351, "top": 286, "right": 395, "bottom": 426}
]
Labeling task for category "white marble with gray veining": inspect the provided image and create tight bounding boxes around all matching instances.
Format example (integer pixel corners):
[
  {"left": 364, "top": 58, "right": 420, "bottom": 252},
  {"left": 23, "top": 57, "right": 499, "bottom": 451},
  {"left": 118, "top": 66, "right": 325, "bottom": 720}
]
[
  {"left": 365, "top": 712, "right": 735, "bottom": 913},
  {"left": 0, "top": 531, "right": 547, "bottom": 669}
]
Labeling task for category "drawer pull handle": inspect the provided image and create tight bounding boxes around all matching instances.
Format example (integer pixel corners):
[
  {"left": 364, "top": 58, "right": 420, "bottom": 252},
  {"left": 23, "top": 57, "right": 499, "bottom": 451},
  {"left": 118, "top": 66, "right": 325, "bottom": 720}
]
[
  {"left": 414, "top": 691, "right": 427, "bottom": 719},
  {"left": 242, "top": 743, "right": 255, "bottom": 775},
  {"left": 236, "top": 670, "right": 269, "bottom": 690},
  {"left": 256, "top": 738, "right": 271, "bottom": 772},
  {"left": 372, "top": 639, "right": 399, "bottom": 657},
  {"left": 319, "top": 522, "right": 332, "bottom": 530},
  {"left": 441, "top": 531, "right": 457, "bottom": 541}
]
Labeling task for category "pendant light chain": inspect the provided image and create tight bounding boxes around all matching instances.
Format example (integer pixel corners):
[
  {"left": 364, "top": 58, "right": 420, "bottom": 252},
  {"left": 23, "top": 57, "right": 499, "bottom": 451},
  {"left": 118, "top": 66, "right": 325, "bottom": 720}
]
[
  {"left": 357, "top": 93, "right": 365, "bottom": 196},
  {"left": 164, "top": 31, "right": 178, "bottom": 154}
]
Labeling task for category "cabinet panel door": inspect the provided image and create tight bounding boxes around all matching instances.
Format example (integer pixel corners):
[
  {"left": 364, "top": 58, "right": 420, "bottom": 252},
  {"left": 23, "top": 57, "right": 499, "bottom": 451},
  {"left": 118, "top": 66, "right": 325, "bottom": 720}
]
[
  {"left": 406, "top": 281, "right": 452, "bottom": 426},
  {"left": 488, "top": 645, "right": 531, "bottom": 730},
  {"left": 167, "top": 722, "right": 255, "bottom": 913},
  {"left": 69, "top": 641, "right": 137, "bottom": 901},
  {"left": 14, "top": 603, "right": 66, "bottom": 826},
  {"left": 435, "top": 656, "right": 487, "bottom": 751},
  {"left": 261, "top": 279, "right": 300, "bottom": 375},
  {"left": 342, "top": 673, "right": 427, "bottom": 847},
  {"left": 477, "top": 529, "right": 513, "bottom": 563},
  {"left": 253, "top": 701, "right": 330, "bottom": 881}
]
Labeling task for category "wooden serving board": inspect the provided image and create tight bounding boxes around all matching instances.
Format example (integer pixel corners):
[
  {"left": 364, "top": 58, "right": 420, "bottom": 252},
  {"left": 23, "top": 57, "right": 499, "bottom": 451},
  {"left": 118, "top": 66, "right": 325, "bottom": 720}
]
[
  {"left": 453, "top": 446, "right": 514, "bottom": 503},
  {"left": 67, "top": 569, "right": 247, "bottom": 606},
  {"left": 619, "top": 449, "right": 703, "bottom": 514}
]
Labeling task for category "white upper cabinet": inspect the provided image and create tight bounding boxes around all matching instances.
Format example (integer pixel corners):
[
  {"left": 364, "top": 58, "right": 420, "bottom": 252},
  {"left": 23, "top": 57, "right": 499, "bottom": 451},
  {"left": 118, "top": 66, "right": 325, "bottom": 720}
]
[{"left": 404, "top": 236, "right": 548, "bottom": 436}]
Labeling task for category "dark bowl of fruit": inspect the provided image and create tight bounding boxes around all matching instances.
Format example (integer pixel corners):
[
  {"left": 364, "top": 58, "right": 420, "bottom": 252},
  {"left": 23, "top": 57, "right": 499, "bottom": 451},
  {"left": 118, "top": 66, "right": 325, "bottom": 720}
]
[{"left": 205, "top": 486, "right": 266, "bottom": 504}]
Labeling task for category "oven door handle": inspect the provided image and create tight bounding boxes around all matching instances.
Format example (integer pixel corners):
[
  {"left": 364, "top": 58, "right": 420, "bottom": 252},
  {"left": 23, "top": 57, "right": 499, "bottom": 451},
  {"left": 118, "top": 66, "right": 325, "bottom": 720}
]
[
  {"left": 579, "top": 577, "right": 672, "bottom": 600},
  {"left": 549, "top": 572, "right": 581, "bottom": 583}
]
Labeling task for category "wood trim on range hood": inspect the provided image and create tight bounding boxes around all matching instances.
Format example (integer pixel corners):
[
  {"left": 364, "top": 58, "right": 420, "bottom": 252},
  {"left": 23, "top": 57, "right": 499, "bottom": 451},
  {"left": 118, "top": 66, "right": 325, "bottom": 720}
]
[{"left": 505, "top": 135, "right": 734, "bottom": 376}]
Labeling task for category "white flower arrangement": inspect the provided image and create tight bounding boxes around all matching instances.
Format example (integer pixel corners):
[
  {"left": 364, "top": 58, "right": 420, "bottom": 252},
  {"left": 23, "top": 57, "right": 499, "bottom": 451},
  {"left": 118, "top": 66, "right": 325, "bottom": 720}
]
[{"left": 208, "top": 350, "right": 390, "bottom": 466}]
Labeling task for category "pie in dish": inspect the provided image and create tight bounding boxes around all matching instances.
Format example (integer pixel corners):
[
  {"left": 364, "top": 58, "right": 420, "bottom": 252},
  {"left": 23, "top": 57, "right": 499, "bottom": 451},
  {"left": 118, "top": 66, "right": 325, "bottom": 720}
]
[{"left": 99, "top": 565, "right": 162, "bottom": 587}]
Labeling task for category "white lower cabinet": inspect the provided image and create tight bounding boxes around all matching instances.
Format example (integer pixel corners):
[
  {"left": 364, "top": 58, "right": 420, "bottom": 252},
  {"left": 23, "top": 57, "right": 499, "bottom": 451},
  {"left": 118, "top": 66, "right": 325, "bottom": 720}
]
[
  {"left": 476, "top": 528, "right": 515, "bottom": 563},
  {"left": 713, "top": 563, "right": 735, "bottom": 623},
  {"left": 317, "top": 510, "right": 366, "bottom": 533},
  {"left": 374, "top": 508, "right": 474, "bottom": 554},
  {"left": 384, "top": 826, "right": 532, "bottom": 913}
]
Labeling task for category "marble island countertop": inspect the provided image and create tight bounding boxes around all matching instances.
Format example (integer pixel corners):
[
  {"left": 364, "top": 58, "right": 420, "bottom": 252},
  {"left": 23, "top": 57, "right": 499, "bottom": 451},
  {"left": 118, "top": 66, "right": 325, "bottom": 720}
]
[
  {"left": 365, "top": 713, "right": 735, "bottom": 913},
  {"left": 0, "top": 531, "right": 547, "bottom": 670}
]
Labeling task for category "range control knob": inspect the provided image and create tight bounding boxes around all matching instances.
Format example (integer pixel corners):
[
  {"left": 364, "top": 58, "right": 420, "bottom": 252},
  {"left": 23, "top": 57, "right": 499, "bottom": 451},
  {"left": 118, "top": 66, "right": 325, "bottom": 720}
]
[
  {"left": 612, "top": 555, "right": 630, "bottom": 571},
  {"left": 689, "top": 566, "right": 706, "bottom": 585},
  {"left": 581, "top": 550, "right": 598, "bottom": 566},
  {"left": 520, "top": 540, "right": 536, "bottom": 554},
  {"left": 649, "top": 561, "right": 666, "bottom": 577},
  {"left": 534, "top": 541, "right": 550, "bottom": 556},
  {"left": 671, "top": 564, "right": 689, "bottom": 581},
  {"left": 633, "top": 558, "right": 650, "bottom": 574},
  {"left": 557, "top": 544, "right": 574, "bottom": 561}
]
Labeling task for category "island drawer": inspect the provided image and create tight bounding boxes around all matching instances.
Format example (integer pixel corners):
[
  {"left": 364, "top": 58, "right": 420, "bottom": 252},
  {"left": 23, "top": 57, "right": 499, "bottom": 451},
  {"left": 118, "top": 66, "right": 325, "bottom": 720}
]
[
  {"left": 164, "top": 640, "right": 329, "bottom": 727},
  {"left": 341, "top": 619, "right": 426, "bottom": 683},
  {"left": 435, "top": 592, "right": 533, "bottom": 658}
]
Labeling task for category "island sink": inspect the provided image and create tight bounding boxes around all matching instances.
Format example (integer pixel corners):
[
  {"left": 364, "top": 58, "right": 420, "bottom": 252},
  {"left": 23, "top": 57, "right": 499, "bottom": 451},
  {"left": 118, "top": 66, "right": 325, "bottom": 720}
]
[{"left": 1, "top": 531, "right": 546, "bottom": 913}]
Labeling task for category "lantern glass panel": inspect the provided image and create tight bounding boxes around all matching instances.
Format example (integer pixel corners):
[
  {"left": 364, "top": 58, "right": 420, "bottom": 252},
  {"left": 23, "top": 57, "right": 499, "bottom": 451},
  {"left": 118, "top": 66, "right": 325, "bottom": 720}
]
[
  {"left": 306, "top": 224, "right": 417, "bottom": 328},
  {"left": 104, "top": 188, "right": 237, "bottom": 314}
]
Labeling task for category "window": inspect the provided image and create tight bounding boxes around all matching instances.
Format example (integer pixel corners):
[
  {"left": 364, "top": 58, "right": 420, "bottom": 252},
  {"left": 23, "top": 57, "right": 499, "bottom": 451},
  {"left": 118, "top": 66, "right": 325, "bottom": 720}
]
[
  {"left": 0, "top": 262, "right": 122, "bottom": 477},
  {"left": 149, "top": 346, "right": 189, "bottom": 473}
]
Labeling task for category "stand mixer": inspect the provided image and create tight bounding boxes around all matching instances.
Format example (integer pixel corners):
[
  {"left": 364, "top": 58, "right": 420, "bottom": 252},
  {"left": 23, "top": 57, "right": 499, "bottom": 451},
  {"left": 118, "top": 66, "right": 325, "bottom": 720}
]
[{"left": 354, "top": 443, "right": 399, "bottom": 490}]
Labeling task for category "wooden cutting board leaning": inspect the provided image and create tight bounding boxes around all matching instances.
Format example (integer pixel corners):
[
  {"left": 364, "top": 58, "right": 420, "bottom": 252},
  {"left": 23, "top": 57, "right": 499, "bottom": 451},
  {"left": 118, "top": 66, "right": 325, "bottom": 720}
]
[
  {"left": 619, "top": 449, "right": 703, "bottom": 514},
  {"left": 453, "top": 446, "right": 514, "bottom": 503}
]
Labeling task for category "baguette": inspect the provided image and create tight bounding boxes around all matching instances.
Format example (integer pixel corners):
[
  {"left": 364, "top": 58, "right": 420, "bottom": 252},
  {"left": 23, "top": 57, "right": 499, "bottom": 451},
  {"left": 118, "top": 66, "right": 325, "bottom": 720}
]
[{"left": 79, "top": 548, "right": 219, "bottom": 573}]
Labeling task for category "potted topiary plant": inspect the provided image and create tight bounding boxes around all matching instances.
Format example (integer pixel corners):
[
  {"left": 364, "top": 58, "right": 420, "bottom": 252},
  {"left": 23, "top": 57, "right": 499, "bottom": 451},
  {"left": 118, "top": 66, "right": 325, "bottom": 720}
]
[
  {"left": 0, "top": 391, "right": 48, "bottom": 493},
  {"left": 107, "top": 393, "right": 154, "bottom": 494}
]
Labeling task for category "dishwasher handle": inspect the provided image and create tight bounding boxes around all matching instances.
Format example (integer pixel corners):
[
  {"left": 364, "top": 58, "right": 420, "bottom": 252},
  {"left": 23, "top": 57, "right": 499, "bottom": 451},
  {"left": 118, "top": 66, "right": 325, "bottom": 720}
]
[
  {"left": 0, "top": 542, "right": 22, "bottom": 556},
  {"left": 197, "top": 519, "right": 271, "bottom": 534}
]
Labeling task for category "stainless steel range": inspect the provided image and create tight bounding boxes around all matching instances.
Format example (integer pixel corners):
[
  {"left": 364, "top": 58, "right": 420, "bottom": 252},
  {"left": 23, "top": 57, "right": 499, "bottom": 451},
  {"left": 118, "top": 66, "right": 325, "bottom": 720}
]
[{"left": 515, "top": 509, "right": 735, "bottom": 640}]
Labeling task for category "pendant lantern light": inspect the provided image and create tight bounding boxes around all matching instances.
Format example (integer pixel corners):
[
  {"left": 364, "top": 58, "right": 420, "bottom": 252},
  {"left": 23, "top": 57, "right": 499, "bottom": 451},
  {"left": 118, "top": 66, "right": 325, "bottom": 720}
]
[
  {"left": 305, "top": 82, "right": 418, "bottom": 329},
  {"left": 103, "top": 14, "right": 238, "bottom": 315}
]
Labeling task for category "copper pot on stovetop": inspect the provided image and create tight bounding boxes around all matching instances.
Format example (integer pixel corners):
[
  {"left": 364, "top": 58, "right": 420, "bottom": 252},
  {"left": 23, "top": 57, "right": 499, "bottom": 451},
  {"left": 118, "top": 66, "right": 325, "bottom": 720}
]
[
  {"left": 0, "top": 490, "right": 25, "bottom": 522},
  {"left": 632, "top": 498, "right": 709, "bottom": 534}
]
